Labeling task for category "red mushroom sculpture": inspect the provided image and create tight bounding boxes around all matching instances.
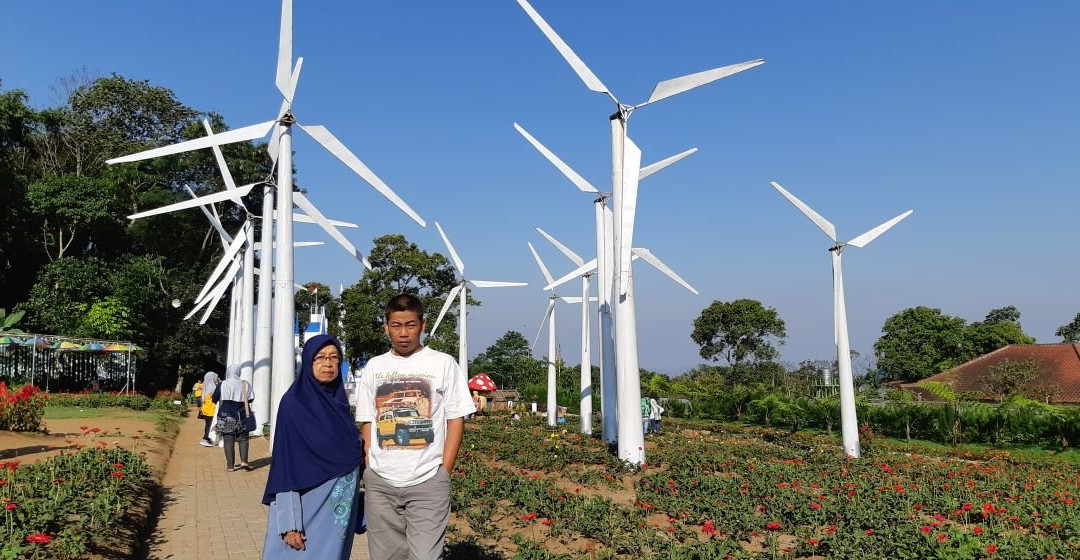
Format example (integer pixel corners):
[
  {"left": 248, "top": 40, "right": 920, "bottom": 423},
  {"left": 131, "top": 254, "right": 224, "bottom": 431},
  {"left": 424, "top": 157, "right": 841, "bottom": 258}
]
[{"left": 467, "top": 373, "right": 497, "bottom": 392}]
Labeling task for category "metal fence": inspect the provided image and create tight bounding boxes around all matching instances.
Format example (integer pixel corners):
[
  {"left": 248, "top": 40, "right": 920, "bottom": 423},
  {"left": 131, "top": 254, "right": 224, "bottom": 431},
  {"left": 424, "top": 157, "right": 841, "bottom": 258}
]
[{"left": 0, "top": 332, "right": 140, "bottom": 393}]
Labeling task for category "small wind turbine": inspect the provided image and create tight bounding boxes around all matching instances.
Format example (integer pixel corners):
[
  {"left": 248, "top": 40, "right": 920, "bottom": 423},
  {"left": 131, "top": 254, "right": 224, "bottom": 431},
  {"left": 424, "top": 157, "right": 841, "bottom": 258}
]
[
  {"left": 514, "top": 122, "right": 694, "bottom": 444},
  {"left": 527, "top": 242, "right": 592, "bottom": 427},
  {"left": 769, "top": 181, "right": 912, "bottom": 458},
  {"left": 429, "top": 222, "right": 527, "bottom": 375},
  {"left": 516, "top": 0, "right": 762, "bottom": 464},
  {"left": 535, "top": 228, "right": 592, "bottom": 434},
  {"left": 107, "top": 0, "right": 426, "bottom": 444}
]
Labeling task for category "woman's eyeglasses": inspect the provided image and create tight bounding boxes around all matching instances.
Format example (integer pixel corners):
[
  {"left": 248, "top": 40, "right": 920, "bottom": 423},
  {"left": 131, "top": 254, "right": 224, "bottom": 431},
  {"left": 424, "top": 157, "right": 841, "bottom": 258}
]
[{"left": 313, "top": 355, "right": 341, "bottom": 365}]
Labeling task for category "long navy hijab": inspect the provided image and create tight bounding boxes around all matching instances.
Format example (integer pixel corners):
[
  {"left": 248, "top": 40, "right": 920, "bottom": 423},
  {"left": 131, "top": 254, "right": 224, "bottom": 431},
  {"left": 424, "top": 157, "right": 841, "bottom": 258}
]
[{"left": 262, "top": 335, "right": 361, "bottom": 505}]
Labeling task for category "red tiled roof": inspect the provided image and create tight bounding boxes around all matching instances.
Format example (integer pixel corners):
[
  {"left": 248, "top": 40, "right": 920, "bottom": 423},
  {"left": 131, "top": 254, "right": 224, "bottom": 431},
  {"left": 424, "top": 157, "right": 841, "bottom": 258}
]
[{"left": 902, "top": 343, "right": 1080, "bottom": 404}]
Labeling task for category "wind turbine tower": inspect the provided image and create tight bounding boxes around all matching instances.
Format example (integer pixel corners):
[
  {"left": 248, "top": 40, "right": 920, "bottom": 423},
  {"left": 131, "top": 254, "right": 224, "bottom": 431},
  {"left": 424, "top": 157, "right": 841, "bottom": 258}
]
[{"left": 769, "top": 181, "right": 912, "bottom": 458}]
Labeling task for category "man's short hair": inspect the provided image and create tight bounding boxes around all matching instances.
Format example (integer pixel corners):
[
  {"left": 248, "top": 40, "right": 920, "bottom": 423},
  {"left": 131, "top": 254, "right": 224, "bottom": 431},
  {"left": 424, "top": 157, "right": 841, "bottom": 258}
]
[{"left": 384, "top": 293, "right": 425, "bottom": 322}]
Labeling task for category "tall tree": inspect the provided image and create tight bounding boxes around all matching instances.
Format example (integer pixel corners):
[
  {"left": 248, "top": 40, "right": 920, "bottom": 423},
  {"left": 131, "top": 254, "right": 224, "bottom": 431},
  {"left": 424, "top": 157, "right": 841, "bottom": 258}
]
[
  {"left": 470, "top": 330, "right": 543, "bottom": 390},
  {"left": 983, "top": 305, "right": 1021, "bottom": 326},
  {"left": 1055, "top": 313, "right": 1080, "bottom": 343},
  {"left": 874, "top": 306, "right": 968, "bottom": 383},
  {"left": 0, "top": 83, "right": 39, "bottom": 304},
  {"left": 691, "top": 299, "right": 786, "bottom": 367},
  {"left": 340, "top": 234, "right": 471, "bottom": 365}
]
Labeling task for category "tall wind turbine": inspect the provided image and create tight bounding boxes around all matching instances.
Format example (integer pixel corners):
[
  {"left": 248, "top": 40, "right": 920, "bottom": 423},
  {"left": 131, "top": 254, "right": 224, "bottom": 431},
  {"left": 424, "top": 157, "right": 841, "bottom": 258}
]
[
  {"left": 107, "top": 0, "right": 426, "bottom": 444},
  {"left": 514, "top": 122, "right": 695, "bottom": 444},
  {"left": 769, "top": 181, "right": 912, "bottom": 458},
  {"left": 527, "top": 242, "right": 592, "bottom": 427},
  {"left": 428, "top": 222, "right": 527, "bottom": 376},
  {"left": 516, "top": 0, "right": 762, "bottom": 464}
]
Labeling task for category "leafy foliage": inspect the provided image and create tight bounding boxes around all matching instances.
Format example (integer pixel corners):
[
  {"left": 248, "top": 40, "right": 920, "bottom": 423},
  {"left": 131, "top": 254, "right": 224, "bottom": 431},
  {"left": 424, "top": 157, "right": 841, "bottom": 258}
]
[
  {"left": 690, "top": 299, "right": 787, "bottom": 366},
  {"left": 1054, "top": 312, "right": 1080, "bottom": 343}
]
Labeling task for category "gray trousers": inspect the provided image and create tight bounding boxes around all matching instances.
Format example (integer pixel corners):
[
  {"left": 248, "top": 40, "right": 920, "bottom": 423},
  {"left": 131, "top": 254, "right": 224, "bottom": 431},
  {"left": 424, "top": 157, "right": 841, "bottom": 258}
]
[
  {"left": 363, "top": 468, "right": 451, "bottom": 560},
  {"left": 222, "top": 431, "right": 248, "bottom": 469}
]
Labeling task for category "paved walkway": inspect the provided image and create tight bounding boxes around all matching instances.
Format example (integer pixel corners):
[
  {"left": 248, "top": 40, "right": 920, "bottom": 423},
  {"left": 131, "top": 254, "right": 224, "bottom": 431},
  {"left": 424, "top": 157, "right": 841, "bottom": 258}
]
[{"left": 148, "top": 413, "right": 369, "bottom": 560}]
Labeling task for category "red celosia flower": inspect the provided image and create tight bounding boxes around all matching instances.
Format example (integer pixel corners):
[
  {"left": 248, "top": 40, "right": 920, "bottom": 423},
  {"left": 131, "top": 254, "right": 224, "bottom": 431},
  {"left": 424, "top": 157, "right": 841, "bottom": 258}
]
[
  {"left": 111, "top": 471, "right": 124, "bottom": 479},
  {"left": 541, "top": 518, "right": 553, "bottom": 526},
  {"left": 79, "top": 426, "right": 88, "bottom": 430},
  {"left": 521, "top": 512, "right": 537, "bottom": 521},
  {"left": 5, "top": 502, "right": 16, "bottom": 510},
  {"left": 865, "top": 529, "right": 874, "bottom": 535},
  {"left": 811, "top": 502, "right": 821, "bottom": 510},
  {"left": 112, "top": 463, "right": 124, "bottom": 469},
  {"left": 826, "top": 525, "right": 837, "bottom": 535},
  {"left": 807, "top": 539, "right": 819, "bottom": 546},
  {"left": 973, "top": 526, "right": 984, "bottom": 535},
  {"left": 702, "top": 520, "right": 717, "bottom": 537},
  {"left": 936, "top": 534, "right": 948, "bottom": 543},
  {"left": 920, "top": 525, "right": 931, "bottom": 534},
  {"left": 986, "top": 544, "right": 998, "bottom": 554},
  {"left": 89, "top": 427, "right": 100, "bottom": 433},
  {"left": 25, "top": 533, "right": 50, "bottom": 544},
  {"left": 765, "top": 521, "right": 781, "bottom": 531}
]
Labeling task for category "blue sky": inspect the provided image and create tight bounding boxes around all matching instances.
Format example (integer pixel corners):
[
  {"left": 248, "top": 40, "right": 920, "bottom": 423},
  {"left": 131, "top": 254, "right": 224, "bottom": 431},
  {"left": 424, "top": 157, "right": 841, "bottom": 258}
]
[{"left": 3, "top": 1, "right": 1078, "bottom": 375}]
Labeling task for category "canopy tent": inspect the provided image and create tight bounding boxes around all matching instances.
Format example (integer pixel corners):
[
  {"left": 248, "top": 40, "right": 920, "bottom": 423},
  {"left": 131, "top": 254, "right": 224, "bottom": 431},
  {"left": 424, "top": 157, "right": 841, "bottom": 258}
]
[{"left": 0, "top": 332, "right": 142, "bottom": 392}]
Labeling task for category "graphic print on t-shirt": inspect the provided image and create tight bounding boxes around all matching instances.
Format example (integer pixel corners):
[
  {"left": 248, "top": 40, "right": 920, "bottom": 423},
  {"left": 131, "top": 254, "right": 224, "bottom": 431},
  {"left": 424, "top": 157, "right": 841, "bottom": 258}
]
[{"left": 373, "top": 375, "right": 435, "bottom": 449}]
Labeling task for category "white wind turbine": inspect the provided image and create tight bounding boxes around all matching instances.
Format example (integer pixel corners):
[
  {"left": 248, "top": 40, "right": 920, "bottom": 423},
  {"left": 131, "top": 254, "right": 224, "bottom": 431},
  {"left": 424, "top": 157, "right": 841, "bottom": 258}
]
[
  {"left": 516, "top": 0, "right": 762, "bottom": 464},
  {"left": 534, "top": 229, "right": 592, "bottom": 434},
  {"left": 107, "top": 0, "right": 426, "bottom": 443},
  {"left": 769, "top": 181, "right": 912, "bottom": 458},
  {"left": 515, "top": 122, "right": 695, "bottom": 443},
  {"left": 429, "top": 222, "right": 527, "bottom": 376},
  {"left": 538, "top": 232, "right": 700, "bottom": 435},
  {"left": 527, "top": 242, "right": 593, "bottom": 427}
]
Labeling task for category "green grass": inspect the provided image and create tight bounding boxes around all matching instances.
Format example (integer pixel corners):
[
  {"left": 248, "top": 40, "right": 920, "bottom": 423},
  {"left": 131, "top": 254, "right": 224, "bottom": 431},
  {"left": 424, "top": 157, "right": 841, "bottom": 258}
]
[{"left": 43, "top": 406, "right": 157, "bottom": 421}]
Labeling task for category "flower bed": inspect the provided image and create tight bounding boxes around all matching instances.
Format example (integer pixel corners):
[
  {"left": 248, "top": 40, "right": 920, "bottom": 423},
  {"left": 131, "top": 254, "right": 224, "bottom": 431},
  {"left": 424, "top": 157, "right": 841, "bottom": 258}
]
[
  {"left": 0, "top": 383, "right": 46, "bottom": 432},
  {"left": 0, "top": 436, "right": 151, "bottom": 559},
  {"left": 450, "top": 416, "right": 1080, "bottom": 559}
]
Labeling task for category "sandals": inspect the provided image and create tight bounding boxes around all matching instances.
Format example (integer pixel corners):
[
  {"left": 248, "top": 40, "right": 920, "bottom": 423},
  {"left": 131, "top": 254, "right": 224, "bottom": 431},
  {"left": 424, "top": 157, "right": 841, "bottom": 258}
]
[{"left": 240, "top": 463, "right": 253, "bottom": 471}]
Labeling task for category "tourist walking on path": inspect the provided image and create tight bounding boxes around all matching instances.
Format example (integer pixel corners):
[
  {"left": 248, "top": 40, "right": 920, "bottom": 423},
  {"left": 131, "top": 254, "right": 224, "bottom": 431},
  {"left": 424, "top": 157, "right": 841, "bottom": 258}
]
[
  {"left": 262, "top": 334, "right": 363, "bottom": 559},
  {"left": 356, "top": 294, "right": 476, "bottom": 560},
  {"left": 199, "top": 371, "right": 219, "bottom": 447},
  {"left": 212, "top": 364, "right": 255, "bottom": 472}
]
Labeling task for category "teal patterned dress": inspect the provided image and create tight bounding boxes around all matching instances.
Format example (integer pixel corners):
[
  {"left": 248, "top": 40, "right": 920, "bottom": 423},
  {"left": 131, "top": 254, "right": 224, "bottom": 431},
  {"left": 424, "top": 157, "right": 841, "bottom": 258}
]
[{"left": 263, "top": 466, "right": 360, "bottom": 559}]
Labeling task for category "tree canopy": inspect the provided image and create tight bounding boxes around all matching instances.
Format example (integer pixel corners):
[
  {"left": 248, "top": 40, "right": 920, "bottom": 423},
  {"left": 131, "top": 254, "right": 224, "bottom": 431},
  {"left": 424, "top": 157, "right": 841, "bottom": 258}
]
[
  {"left": 691, "top": 299, "right": 787, "bottom": 367},
  {"left": 874, "top": 305, "right": 1036, "bottom": 383}
]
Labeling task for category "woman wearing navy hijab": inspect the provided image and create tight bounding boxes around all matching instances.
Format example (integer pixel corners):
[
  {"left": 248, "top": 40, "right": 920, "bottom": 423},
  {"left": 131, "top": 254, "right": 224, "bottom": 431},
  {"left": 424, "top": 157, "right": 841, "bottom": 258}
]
[{"left": 262, "top": 335, "right": 362, "bottom": 558}]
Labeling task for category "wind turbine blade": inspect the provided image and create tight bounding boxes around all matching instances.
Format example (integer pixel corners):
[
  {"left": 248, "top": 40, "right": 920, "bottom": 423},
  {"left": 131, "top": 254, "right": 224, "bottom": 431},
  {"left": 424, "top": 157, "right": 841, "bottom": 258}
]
[
  {"left": 198, "top": 271, "right": 234, "bottom": 325},
  {"left": 536, "top": 227, "right": 584, "bottom": 266},
  {"left": 469, "top": 280, "right": 528, "bottom": 288},
  {"left": 292, "top": 213, "right": 358, "bottom": 228},
  {"left": 559, "top": 296, "right": 584, "bottom": 304},
  {"left": 297, "top": 124, "right": 426, "bottom": 227},
  {"left": 253, "top": 241, "right": 325, "bottom": 250},
  {"left": 275, "top": 0, "right": 293, "bottom": 100},
  {"left": 769, "top": 181, "right": 837, "bottom": 242},
  {"left": 846, "top": 210, "right": 913, "bottom": 248},
  {"left": 532, "top": 300, "right": 556, "bottom": 350},
  {"left": 430, "top": 284, "right": 463, "bottom": 337},
  {"left": 195, "top": 227, "right": 248, "bottom": 303},
  {"left": 516, "top": 0, "right": 611, "bottom": 97},
  {"left": 201, "top": 120, "right": 239, "bottom": 194},
  {"left": 434, "top": 222, "right": 465, "bottom": 276},
  {"left": 187, "top": 258, "right": 240, "bottom": 320},
  {"left": 107, "top": 121, "right": 276, "bottom": 164},
  {"left": 293, "top": 192, "right": 371, "bottom": 269},
  {"left": 528, "top": 242, "right": 556, "bottom": 286},
  {"left": 644, "top": 59, "right": 765, "bottom": 105},
  {"left": 639, "top": 148, "right": 697, "bottom": 181},
  {"left": 617, "top": 136, "right": 643, "bottom": 295},
  {"left": 631, "top": 248, "right": 699, "bottom": 295},
  {"left": 514, "top": 123, "right": 599, "bottom": 193},
  {"left": 544, "top": 258, "right": 597, "bottom": 291},
  {"left": 184, "top": 186, "right": 233, "bottom": 246},
  {"left": 128, "top": 183, "right": 258, "bottom": 220}
]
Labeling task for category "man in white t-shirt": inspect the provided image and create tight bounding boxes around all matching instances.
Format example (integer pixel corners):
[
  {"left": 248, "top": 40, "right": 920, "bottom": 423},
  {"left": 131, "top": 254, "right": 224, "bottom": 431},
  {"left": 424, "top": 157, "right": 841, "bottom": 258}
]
[{"left": 355, "top": 294, "right": 476, "bottom": 560}]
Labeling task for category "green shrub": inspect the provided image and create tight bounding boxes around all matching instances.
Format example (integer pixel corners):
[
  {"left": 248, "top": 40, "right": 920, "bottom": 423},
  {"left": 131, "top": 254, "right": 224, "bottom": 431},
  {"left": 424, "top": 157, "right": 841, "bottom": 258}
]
[
  {"left": 45, "top": 392, "right": 151, "bottom": 411},
  {"left": 0, "top": 383, "right": 46, "bottom": 432}
]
